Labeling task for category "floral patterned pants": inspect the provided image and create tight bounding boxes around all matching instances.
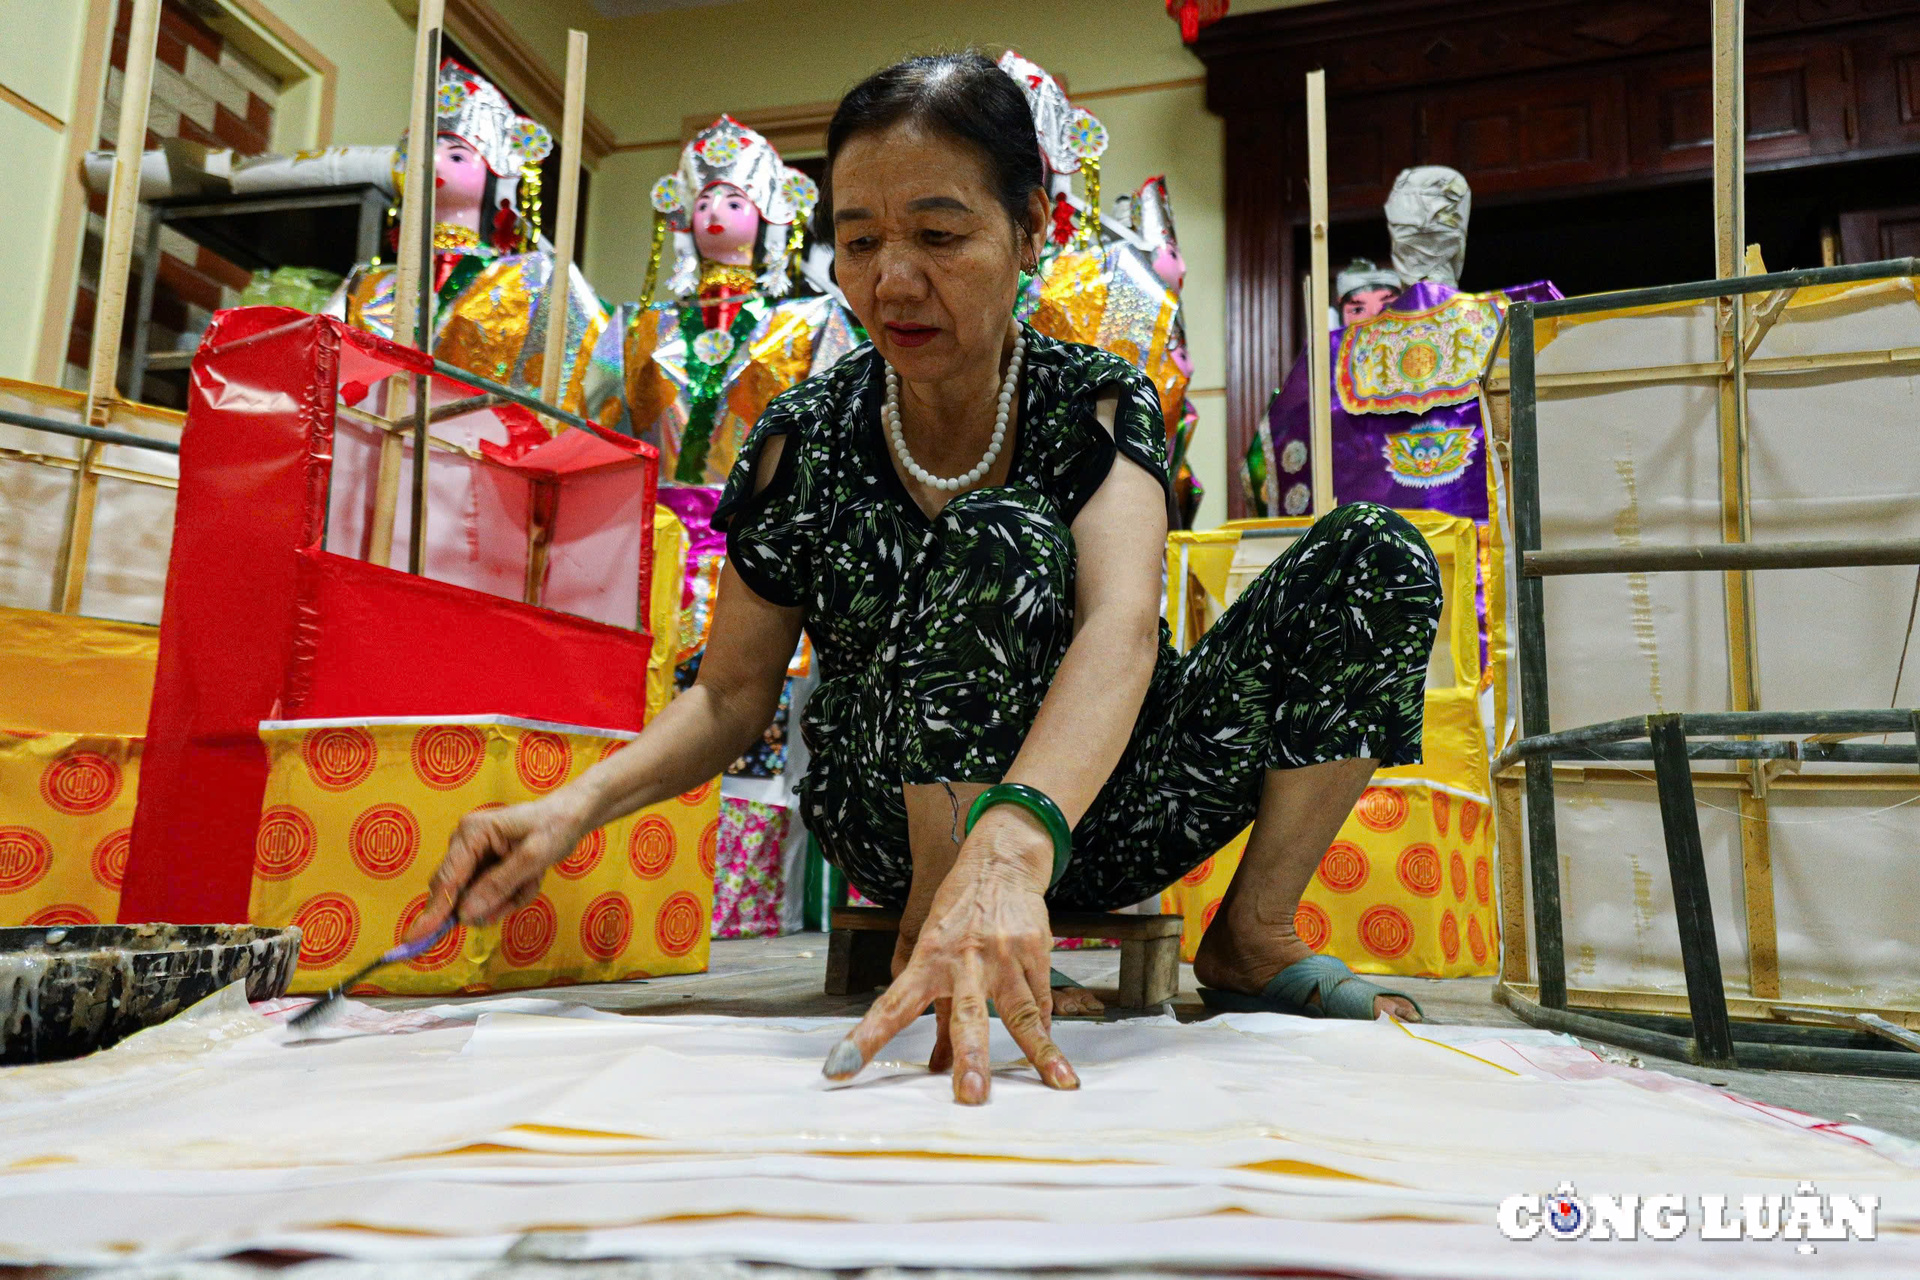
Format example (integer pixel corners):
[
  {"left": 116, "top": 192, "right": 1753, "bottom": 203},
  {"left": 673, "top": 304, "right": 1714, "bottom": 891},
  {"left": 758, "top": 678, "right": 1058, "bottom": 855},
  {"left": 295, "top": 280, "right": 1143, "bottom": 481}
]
[{"left": 801, "top": 494, "right": 1443, "bottom": 913}]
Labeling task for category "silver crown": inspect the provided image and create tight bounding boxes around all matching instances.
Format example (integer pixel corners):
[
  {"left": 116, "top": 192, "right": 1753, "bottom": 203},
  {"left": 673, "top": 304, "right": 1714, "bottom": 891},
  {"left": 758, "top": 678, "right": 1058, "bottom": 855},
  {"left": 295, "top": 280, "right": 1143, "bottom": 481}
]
[{"left": 998, "top": 51, "right": 1107, "bottom": 176}]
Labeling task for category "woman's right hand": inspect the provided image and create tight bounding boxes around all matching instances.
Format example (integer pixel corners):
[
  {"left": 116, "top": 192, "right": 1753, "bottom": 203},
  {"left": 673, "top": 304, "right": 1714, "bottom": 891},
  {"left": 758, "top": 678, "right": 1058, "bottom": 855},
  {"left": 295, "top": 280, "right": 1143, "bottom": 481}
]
[{"left": 405, "top": 792, "right": 593, "bottom": 941}]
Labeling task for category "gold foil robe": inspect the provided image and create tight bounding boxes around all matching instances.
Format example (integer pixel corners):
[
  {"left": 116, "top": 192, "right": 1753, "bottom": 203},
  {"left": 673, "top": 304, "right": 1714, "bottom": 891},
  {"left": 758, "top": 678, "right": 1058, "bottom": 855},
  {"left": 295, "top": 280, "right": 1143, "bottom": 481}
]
[
  {"left": 334, "top": 249, "right": 609, "bottom": 426},
  {"left": 1022, "top": 243, "right": 1188, "bottom": 433},
  {"left": 573, "top": 293, "right": 860, "bottom": 485}
]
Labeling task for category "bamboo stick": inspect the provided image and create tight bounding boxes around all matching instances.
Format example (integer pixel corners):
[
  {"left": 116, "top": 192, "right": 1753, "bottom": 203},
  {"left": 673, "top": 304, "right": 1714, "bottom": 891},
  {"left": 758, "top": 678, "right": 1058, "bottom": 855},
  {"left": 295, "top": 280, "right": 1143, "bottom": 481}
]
[
  {"left": 538, "top": 29, "right": 588, "bottom": 410},
  {"left": 1500, "top": 980, "right": 1920, "bottom": 1031},
  {"left": 1486, "top": 343, "right": 1920, "bottom": 392},
  {"left": 1712, "top": 0, "right": 1779, "bottom": 1001},
  {"left": 1304, "top": 69, "right": 1334, "bottom": 517},
  {"left": 57, "top": 0, "right": 162, "bottom": 614},
  {"left": 370, "top": 0, "right": 444, "bottom": 571}
]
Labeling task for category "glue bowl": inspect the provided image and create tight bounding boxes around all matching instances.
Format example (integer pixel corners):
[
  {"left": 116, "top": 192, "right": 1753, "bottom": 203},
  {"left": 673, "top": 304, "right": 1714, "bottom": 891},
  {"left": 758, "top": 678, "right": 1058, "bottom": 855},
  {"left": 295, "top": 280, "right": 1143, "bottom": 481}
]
[{"left": 0, "top": 923, "right": 299, "bottom": 1064}]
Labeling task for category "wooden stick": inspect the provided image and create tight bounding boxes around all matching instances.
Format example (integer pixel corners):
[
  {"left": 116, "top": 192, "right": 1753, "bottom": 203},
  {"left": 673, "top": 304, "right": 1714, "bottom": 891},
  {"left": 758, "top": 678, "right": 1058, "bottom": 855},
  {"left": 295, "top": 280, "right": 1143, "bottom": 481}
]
[
  {"left": 369, "top": 0, "right": 444, "bottom": 571},
  {"left": 1501, "top": 980, "right": 1920, "bottom": 1032},
  {"left": 539, "top": 29, "right": 588, "bottom": 410},
  {"left": 1304, "top": 69, "right": 1334, "bottom": 517},
  {"left": 1487, "top": 343, "right": 1920, "bottom": 392},
  {"left": 85, "top": 0, "right": 161, "bottom": 418},
  {"left": 57, "top": 0, "right": 161, "bottom": 614},
  {"left": 1712, "top": 0, "right": 1778, "bottom": 1001}
]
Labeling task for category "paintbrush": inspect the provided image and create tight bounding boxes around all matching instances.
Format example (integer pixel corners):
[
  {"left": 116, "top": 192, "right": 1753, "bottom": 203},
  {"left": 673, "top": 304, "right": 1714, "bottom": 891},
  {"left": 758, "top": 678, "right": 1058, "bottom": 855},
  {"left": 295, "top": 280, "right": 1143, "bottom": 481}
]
[{"left": 285, "top": 919, "right": 454, "bottom": 1032}]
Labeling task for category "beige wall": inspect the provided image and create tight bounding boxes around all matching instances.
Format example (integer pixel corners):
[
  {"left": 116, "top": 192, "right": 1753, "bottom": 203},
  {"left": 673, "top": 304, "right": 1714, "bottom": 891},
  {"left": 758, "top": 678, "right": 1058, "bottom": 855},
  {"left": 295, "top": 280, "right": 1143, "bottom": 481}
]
[
  {"left": 0, "top": 0, "right": 102, "bottom": 381},
  {"left": 253, "top": 0, "right": 415, "bottom": 149}
]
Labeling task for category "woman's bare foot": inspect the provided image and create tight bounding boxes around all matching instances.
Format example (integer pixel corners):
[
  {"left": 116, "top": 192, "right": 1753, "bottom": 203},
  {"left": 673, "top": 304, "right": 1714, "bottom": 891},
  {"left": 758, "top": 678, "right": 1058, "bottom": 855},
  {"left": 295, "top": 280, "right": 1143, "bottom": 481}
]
[
  {"left": 1051, "top": 983, "right": 1105, "bottom": 1017},
  {"left": 1193, "top": 895, "right": 1418, "bottom": 1021}
]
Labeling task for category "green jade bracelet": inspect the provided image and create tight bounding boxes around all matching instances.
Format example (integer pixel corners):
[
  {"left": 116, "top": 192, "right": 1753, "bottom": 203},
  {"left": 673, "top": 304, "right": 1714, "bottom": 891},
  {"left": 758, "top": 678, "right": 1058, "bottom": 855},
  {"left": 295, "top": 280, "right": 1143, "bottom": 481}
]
[{"left": 963, "top": 783, "right": 1072, "bottom": 891}]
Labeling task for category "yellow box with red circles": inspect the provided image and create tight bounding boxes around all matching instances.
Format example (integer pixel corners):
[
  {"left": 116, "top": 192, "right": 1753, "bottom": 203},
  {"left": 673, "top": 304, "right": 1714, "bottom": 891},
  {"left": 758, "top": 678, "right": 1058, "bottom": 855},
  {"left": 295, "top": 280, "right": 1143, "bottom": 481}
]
[
  {"left": 248, "top": 717, "right": 717, "bottom": 995},
  {"left": 1160, "top": 511, "right": 1499, "bottom": 978},
  {"left": 0, "top": 607, "right": 159, "bottom": 929}
]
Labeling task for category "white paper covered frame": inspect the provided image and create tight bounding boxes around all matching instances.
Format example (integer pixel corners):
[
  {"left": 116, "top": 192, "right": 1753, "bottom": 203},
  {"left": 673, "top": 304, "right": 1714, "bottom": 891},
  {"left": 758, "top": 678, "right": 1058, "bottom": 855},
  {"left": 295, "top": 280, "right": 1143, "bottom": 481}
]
[{"left": 1494, "top": 277, "right": 1920, "bottom": 1011}]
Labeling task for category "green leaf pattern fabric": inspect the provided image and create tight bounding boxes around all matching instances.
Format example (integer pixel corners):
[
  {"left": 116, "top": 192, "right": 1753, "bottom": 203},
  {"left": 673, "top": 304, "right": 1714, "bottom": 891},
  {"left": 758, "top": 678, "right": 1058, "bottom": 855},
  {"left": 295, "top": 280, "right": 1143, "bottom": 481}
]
[{"left": 712, "top": 328, "right": 1441, "bottom": 911}]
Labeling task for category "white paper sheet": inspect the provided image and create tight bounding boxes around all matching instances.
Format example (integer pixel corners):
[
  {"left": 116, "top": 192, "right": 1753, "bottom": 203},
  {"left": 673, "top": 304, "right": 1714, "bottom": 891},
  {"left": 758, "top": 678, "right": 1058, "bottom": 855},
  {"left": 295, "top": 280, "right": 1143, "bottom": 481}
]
[{"left": 4, "top": 991, "right": 1920, "bottom": 1270}]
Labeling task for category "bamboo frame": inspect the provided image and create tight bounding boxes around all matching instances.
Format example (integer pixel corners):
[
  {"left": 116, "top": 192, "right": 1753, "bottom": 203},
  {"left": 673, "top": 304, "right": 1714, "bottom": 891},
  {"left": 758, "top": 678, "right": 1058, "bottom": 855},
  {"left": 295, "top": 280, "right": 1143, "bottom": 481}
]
[
  {"left": 56, "top": 0, "right": 161, "bottom": 616},
  {"left": 537, "top": 30, "right": 587, "bottom": 410},
  {"left": 1303, "top": 69, "right": 1334, "bottom": 517},
  {"left": 1501, "top": 278, "right": 1920, "bottom": 1069}
]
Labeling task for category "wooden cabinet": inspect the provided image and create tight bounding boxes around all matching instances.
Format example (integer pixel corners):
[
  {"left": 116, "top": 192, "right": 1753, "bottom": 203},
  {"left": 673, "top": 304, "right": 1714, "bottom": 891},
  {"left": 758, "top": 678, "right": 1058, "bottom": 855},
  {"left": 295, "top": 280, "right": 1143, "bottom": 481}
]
[
  {"left": 1421, "top": 70, "right": 1631, "bottom": 196},
  {"left": 1629, "top": 43, "right": 1852, "bottom": 175}
]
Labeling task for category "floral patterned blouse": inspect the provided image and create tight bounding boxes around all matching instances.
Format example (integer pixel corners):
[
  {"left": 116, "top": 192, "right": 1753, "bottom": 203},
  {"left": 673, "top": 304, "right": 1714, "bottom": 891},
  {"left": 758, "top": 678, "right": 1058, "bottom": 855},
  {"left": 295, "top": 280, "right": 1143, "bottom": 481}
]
[{"left": 711, "top": 325, "right": 1170, "bottom": 680}]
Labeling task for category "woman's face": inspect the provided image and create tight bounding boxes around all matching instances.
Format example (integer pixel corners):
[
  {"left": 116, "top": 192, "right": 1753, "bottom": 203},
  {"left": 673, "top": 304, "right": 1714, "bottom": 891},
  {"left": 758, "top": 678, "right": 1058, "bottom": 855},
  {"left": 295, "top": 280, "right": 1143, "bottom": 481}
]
[
  {"left": 433, "top": 135, "right": 488, "bottom": 231},
  {"left": 693, "top": 183, "right": 760, "bottom": 266},
  {"left": 831, "top": 123, "right": 1042, "bottom": 385}
]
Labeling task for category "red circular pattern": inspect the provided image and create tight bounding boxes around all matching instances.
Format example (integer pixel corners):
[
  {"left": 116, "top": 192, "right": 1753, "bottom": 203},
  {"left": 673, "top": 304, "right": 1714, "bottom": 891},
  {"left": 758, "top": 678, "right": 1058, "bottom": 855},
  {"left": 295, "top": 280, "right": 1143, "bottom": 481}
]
[
  {"left": 1473, "top": 857, "right": 1492, "bottom": 906},
  {"left": 301, "top": 727, "right": 376, "bottom": 792},
  {"left": 1467, "top": 914, "right": 1488, "bottom": 964},
  {"left": 349, "top": 804, "right": 420, "bottom": 880},
  {"left": 599, "top": 737, "right": 630, "bottom": 763},
  {"left": 556, "top": 827, "right": 605, "bottom": 879},
  {"left": 292, "top": 892, "right": 361, "bottom": 968},
  {"left": 254, "top": 806, "right": 317, "bottom": 881},
  {"left": 91, "top": 828, "right": 132, "bottom": 891},
  {"left": 654, "top": 890, "right": 704, "bottom": 957},
  {"left": 678, "top": 779, "right": 716, "bottom": 806},
  {"left": 410, "top": 724, "right": 485, "bottom": 790},
  {"left": 581, "top": 891, "right": 634, "bottom": 961},
  {"left": 0, "top": 826, "right": 53, "bottom": 894},
  {"left": 698, "top": 818, "right": 720, "bottom": 881},
  {"left": 1200, "top": 897, "right": 1222, "bottom": 934},
  {"left": 1293, "top": 900, "right": 1331, "bottom": 951},
  {"left": 1430, "top": 790, "right": 1452, "bottom": 837},
  {"left": 502, "top": 895, "right": 558, "bottom": 967},
  {"left": 1358, "top": 904, "right": 1415, "bottom": 959},
  {"left": 1396, "top": 844, "right": 1443, "bottom": 897},
  {"left": 515, "top": 731, "right": 572, "bottom": 792},
  {"left": 27, "top": 904, "right": 98, "bottom": 927},
  {"left": 1459, "top": 799, "right": 1482, "bottom": 844},
  {"left": 1317, "top": 841, "right": 1370, "bottom": 893},
  {"left": 627, "top": 816, "right": 676, "bottom": 879},
  {"left": 1449, "top": 850, "right": 1470, "bottom": 902},
  {"left": 1181, "top": 855, "right": 1216, "bottom": 887},
  {"left": 1440, "top": 909, "right": 1461, "bottom": 962},
  {"left": 394, "top": 895, "right": 464, "bottom": 971},
  {"left": 1354, "top": 786, "right": 1409, "bottom": 833},
  {"left": 39, "top": 752, "right": 122, "bottom": 816}
]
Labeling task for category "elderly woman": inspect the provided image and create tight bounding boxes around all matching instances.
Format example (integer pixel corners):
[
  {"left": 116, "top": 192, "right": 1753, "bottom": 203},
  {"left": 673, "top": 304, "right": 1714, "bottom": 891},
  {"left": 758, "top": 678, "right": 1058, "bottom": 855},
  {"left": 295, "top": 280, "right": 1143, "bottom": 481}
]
[{"left": 415, "top": 53, "right": 1442, "bottom": 1105}]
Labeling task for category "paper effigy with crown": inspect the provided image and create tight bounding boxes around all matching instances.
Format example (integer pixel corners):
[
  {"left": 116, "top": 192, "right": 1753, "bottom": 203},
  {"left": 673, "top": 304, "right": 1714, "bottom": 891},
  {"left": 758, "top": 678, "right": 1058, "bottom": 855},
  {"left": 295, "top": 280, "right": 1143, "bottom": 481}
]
[
  {"left": 325, "top": 59, "right": 608, "bottom": 408},
  {"left": 999, "top": 53, "right": 1196, "bottom": 523},
  {"left": 570, "top": 115, "right": 858, "bottom": 486}
]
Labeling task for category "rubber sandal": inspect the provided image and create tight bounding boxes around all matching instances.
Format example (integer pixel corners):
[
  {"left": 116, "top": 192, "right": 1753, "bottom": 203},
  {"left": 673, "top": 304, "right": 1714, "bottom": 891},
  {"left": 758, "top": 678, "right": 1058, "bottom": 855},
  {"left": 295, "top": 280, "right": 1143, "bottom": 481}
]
[
  {"left": 1198, "top": 953, "right": 1423, "bottom": 1021},
  {"left": 1049, "top": 967, "right": 1080, "bottom": 990}
]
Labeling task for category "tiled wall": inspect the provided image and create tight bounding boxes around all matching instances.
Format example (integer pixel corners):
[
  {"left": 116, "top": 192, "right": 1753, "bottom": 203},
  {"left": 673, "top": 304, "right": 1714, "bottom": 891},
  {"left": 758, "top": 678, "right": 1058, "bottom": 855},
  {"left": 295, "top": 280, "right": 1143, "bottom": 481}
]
[{"left": 64, "top": 0, "right": 282, "bottom": 407}]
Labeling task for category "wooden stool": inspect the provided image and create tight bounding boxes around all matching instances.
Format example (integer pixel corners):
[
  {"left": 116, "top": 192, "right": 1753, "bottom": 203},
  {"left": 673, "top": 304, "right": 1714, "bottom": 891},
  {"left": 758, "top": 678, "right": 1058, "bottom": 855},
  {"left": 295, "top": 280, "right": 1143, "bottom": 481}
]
[{"left": 824, "top": 906, "right": 1183, "bottom": 1010}]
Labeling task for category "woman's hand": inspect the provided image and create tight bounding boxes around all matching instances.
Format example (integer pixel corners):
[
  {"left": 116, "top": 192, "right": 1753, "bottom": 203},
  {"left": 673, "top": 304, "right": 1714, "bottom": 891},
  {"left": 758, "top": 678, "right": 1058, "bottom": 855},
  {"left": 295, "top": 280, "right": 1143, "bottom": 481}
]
[
  {"left": 404, "top": 791, "right": 594, "bottom": 940},
  {"left": 825, "top": 807, "right": 1079, "bottom": 1104}
]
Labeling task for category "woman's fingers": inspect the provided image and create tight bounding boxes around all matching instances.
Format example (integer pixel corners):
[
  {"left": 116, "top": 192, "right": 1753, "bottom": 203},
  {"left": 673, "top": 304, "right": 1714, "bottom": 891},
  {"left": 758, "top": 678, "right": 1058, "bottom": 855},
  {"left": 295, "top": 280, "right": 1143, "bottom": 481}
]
[
  {"left": 823, "top": 964, "right": 932, "bottom": 1080},
  {"left": 410, "top": 818, "right": 494, "bottom": 941},
  {"left": 947, "top": 951, "right": 993, "bottom": 1105},
  {"left": 996, "top": 969, "right": 1079, "bottom": 1091},
  {"left": 928, "top": 997, "right": 954, "bottom": 1074}
]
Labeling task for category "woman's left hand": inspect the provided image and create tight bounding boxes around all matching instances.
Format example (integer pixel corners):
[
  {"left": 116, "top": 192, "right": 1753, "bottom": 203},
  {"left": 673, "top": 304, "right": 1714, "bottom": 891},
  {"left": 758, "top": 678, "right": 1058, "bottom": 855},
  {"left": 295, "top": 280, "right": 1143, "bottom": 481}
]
[{"left": 823, "top": 808, "right": 1079, "bottom": 1103}]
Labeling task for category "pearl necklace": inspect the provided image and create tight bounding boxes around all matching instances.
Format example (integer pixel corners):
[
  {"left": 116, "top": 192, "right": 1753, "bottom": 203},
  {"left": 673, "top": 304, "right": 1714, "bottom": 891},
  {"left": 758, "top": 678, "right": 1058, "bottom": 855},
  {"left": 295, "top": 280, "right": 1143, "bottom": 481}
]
[{"left": 886, "top": 331, "right": 1024, "bottom": 493}]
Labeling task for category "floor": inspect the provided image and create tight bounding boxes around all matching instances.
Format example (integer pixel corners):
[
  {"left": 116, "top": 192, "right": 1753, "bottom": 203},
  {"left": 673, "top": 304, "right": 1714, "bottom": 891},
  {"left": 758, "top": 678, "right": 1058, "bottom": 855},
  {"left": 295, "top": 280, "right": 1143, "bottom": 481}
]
[{"left": 12, "top": 933, "right": 1920, "bottom": 1280}]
